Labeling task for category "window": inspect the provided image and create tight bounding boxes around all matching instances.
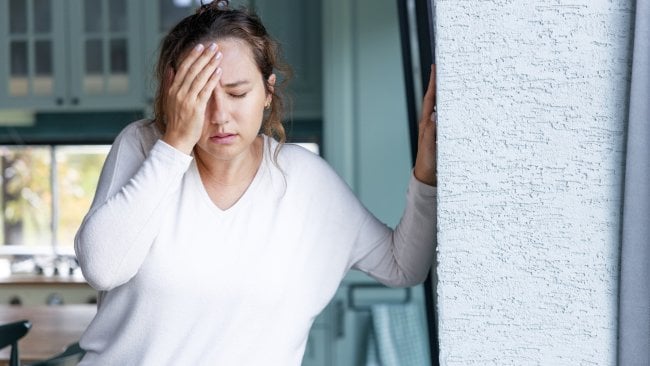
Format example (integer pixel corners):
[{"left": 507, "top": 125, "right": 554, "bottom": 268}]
[
  {"left": 0, "top": 141, "right": 319, "bottom": 257},
  {"left": 0, "top": 144, "right": 109, "bottom": 256}
]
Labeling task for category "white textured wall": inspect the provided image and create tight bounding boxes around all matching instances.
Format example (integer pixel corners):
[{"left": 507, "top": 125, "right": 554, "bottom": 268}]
[{"left": 435, "top": 1, "right": 633, "bottom": 365}]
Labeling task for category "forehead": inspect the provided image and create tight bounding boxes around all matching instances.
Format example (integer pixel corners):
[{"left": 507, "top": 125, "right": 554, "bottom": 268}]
[{"left": 203, "top": 38, "right": 260, "bottom": 82}]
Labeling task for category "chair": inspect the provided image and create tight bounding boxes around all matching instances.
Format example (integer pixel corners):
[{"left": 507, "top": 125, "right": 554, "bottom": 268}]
[
  {"left": 0, "top": 320, "right": 32, "bottom": 366},
  {"left": 27, "top": 342, "right": 85, "bottom": 366}
]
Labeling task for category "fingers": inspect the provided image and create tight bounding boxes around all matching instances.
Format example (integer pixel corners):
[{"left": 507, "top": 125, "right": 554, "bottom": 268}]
[
  {"left": 196, "top": 62, "right": 223, "bottom": 105},
  {"left": 170, "top": 43, "right": 205, "bottom": 90},
  {"left": 190, "top": 49, "right": 223, "bottom": 103},
  {"left": 171, "top": 42, "right": 222, "bottom": 98},
  {"left": 413, "top": 64, "right": 438, "bottom": 186},
  {"left": 420, "top": 64, "right": 437, "bottom": 121}
]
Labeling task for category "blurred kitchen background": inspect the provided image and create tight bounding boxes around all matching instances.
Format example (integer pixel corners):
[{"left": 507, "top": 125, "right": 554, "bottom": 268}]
[{"left": 0, "top": 0, "right": 435, "bottom": 365}]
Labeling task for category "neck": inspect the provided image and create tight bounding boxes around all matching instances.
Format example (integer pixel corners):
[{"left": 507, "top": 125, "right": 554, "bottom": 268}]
[{"left": 194, "top": 137, "right": 263, "bottom": 187}]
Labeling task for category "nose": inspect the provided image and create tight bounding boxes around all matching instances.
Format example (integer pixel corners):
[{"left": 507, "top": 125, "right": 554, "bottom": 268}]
[{"left": 206, "top": 89, "right": 228, "bottom": 125}]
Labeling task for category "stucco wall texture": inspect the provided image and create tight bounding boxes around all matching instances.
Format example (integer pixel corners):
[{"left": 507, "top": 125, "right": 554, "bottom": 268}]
[{"left": 434, "top": 1, "right": 634, "bottom": 365}]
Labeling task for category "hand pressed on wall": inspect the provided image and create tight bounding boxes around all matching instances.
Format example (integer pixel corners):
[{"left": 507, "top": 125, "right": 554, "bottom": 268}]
[{"left": 414, "top": 64, "right": 437, "bottom": 187}]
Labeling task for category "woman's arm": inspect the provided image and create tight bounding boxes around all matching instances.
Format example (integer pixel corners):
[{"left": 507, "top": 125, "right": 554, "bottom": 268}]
[
  {"left": 349, "top": 65, "right": 437, "bottom": 287},
  {"left": 76, "top": 43, "right": 222, "bottom": 291},
  {"left": 74, "top": 124, "right": 192, "bottom": 291},
  {"left": 350, "top": 175, "right": 436, "bottom": 287}
]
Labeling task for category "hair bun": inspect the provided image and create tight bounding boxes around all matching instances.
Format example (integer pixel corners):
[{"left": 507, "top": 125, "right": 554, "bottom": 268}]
[
  {"left": 197, "top": 0, "right": 229, "bottom": 14},
  {"left": 215, "top": 0, "right": 229, "bottom": 10}
]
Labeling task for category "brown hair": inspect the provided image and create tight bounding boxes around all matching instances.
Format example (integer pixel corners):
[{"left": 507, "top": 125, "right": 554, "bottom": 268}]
[{"left": 153, "top": 0, "right": 292, "bottom": 160}]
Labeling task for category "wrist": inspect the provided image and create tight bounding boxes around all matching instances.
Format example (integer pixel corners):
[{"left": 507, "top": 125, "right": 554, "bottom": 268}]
[
  {"left": 162, "top": 133, "right": 194, "bottom": 155},
  {"left": 413, "top": 164, "right": 436, "bottom": 187}
]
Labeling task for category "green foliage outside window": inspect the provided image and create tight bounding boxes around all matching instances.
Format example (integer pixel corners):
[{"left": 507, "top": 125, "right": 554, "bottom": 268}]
[{"left": 0, "top": 145, "right": 108, "bottom": 252}]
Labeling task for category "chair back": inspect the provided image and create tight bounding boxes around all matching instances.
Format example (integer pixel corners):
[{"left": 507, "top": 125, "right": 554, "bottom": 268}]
[{"left": 0, "top": 319, "right": 32, "bottom": 366}]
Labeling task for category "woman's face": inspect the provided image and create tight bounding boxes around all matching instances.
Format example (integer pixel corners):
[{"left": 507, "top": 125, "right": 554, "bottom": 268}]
[{"left": 194, "top": 38, "right": 274, "bottom": 162}]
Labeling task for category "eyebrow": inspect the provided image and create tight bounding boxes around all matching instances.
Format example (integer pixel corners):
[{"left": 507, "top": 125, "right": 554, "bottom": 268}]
[{"left": 222, "top": 80, "right": 251, "bottom": 88}]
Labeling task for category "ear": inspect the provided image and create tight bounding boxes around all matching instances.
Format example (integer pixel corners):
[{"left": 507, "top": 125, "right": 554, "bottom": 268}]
[
  {"left": 165, "top": 66, "right": 175, "bottom": 87},
  {"left": 267, "top": 73, "right": 276, "bottom": 93},
  {"left": 265, "top": 73, "right": 276, "bottom": 105}
]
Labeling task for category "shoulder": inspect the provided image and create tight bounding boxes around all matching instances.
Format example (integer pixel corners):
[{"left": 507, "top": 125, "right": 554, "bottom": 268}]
[
  {"left": 272, "top": 140, "right": 331, "bottom": 175},
  {"left": 278, "top": 142, "right": 322, "bottom": 164},
  {"left": 266, "top": 137, "right": 351, "bottom": 193},
  {"left": 112, "top": 119, "right": 162, "bottom": 155},
  {"left": 115, "top": 119, "right": 161, "bottom": 144}
]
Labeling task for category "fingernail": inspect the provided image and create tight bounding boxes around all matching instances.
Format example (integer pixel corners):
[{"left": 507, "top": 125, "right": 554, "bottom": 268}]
[
  {"left": 215, "top": 67, "right": 222, "bottom": 75},
  {"left": 209, "top": 43, "right": 217, "bottom": 51},
  {"left": 215, "top": 52, "right": 222, "bottom": 60},
  {"left": 195, "top": 43, "right": 204, "bottom": 52}
]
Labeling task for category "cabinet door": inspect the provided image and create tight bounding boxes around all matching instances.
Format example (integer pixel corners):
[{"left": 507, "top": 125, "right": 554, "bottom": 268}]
[
  {"left": 0, "top": 0, "right": 67, "bottom": 109},
  {"left": 67, "top": 0, "right": 143, "bottom": 110}
]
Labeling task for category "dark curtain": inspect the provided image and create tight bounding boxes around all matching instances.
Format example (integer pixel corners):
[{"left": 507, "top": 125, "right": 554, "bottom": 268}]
[{"left": 618, "top": 0, "right": 650, "bottom": 364}]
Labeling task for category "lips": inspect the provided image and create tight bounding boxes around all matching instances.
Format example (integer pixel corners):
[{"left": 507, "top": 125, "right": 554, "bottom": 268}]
[{"left": 209, "top": 133, "right": 237, "bottom": 144}]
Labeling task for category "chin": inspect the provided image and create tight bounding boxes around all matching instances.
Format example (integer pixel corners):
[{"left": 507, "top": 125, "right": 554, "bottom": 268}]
[{"left": 196, "top": 143, "right": 242, "bottom": 161}]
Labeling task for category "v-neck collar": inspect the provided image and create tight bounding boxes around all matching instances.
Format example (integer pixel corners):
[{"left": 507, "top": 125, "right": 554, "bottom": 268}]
[{"left": 189, "top": 135, "right": 269, "bottom": 217}]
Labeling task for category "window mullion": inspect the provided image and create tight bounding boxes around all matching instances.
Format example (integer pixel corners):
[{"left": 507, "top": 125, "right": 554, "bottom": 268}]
[{"left": 50, "top": 145, "right": 58, "bottom": 254}]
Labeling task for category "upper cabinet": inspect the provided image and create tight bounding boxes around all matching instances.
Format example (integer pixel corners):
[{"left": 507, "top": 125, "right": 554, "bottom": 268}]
[
  {"left": 67, "top": 0, "right": 143, "bottom": 110},
  {"left": 0, "top": 0, "right": 321, "bottom": 118},
  {"left": 0, "top": 0, "right": 65, "bottom": 110},
  {"left": 0, "top": 0, "right": 143, "bottom": 110}
]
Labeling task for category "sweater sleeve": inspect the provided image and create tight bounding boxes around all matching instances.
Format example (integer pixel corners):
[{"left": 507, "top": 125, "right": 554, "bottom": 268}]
[
  {"left": 349, "top": 173, "right": 437, "bottom": 288},
  {"left": 74, "top": 125, "right": 193, "bottom": 291}
]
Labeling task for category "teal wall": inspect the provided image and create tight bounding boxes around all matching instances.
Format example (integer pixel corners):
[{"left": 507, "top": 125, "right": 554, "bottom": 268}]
[
  {"left": 324, "top": 0, "right": 412, "bottom": 227},
  {"left": 323, "top": 1, "right": 429, "bottom": 365}
]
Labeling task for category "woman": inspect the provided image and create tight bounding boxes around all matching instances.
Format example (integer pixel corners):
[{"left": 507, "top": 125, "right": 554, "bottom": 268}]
[{"left": 74, "top": 1, "right": 437, "bottom": 365}]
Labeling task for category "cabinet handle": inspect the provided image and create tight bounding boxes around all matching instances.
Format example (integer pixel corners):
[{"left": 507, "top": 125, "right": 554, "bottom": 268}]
[
  {"left": 71, "top": 97, "right": 79, "bottom": 105},
  {"left": 56, "top": 97, "right": 64, "bottom": 105}
]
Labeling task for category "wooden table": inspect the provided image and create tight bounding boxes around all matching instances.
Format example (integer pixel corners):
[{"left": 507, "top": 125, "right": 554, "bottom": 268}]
[{"left": 0, "top": 305, "right": 96, "bottom": 365}]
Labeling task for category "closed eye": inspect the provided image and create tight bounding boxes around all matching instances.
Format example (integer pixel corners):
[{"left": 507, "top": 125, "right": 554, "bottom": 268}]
[{"left": 229, "top": 92, "right": 247, "bottom": 99}]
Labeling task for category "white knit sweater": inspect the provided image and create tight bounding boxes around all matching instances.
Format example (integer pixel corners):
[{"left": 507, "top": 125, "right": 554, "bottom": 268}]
[{"left": 75, "top": 119, "right": 437, "bottom": 366}]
